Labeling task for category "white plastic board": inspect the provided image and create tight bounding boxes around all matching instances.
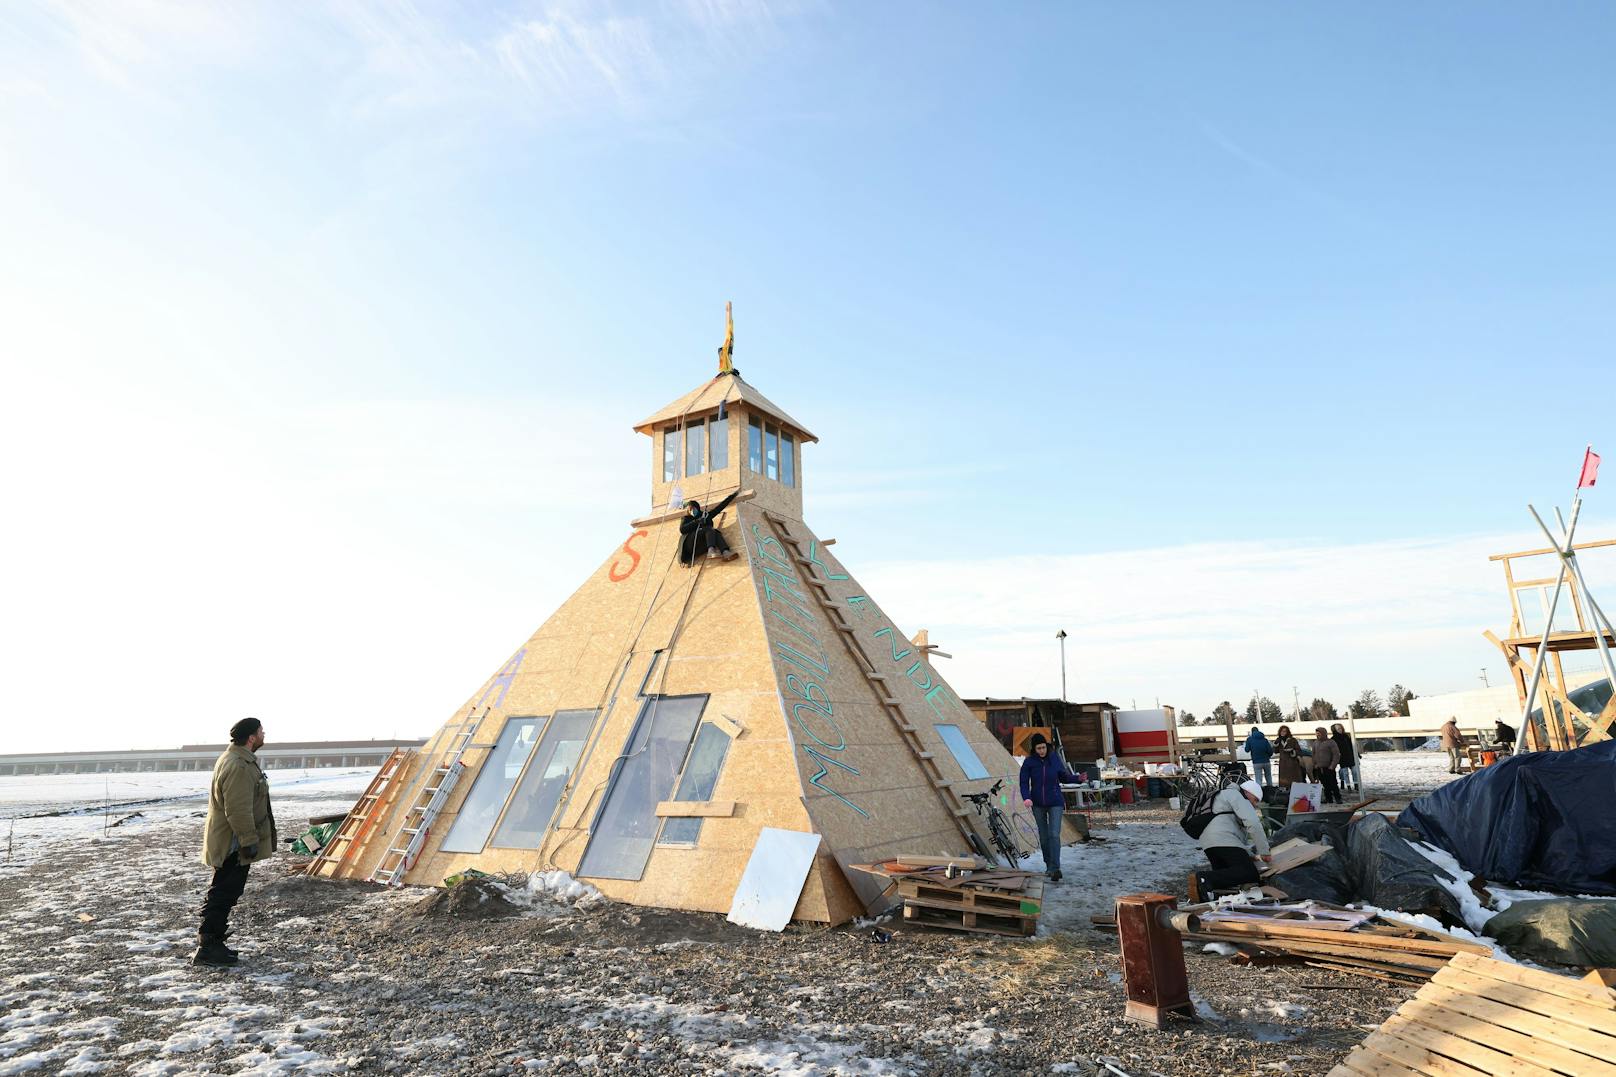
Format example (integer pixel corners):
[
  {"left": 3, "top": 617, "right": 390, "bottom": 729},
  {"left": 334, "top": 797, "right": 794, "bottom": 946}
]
[{"left": 726, "top": 827, "right": 821, "bottom": 932}]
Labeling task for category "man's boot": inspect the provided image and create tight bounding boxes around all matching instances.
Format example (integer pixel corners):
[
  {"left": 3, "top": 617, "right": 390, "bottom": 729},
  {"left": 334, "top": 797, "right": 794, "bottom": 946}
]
[{"left": 193, "top": 934, "right": 239, "bottom": 967}]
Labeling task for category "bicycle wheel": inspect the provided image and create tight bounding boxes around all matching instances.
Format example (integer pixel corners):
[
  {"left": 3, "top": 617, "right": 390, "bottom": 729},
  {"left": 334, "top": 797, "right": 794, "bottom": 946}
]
[{"left": 988, "top": 811, "right": 1019, "bottom": 868}]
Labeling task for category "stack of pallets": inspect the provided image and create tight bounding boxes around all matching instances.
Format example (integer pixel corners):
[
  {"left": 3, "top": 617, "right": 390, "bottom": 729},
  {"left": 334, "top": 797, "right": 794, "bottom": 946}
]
[
  {"left": 851, "top": 856, "right": 1043, "bottom": 937},
  {"left": 1329, "top": 951, "right": 1616, "bottom": 1076}
]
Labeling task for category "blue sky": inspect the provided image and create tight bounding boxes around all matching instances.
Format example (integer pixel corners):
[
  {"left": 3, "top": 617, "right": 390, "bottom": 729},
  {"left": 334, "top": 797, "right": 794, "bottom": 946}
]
[{"left": 2, "top": 3, "right": 1612, "bottom": 751}]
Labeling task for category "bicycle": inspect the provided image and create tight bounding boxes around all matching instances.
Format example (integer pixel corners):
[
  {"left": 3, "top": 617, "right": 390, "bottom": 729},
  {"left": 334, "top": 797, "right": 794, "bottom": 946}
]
[{"left": 961, "top": 779, "right": 1021, "bottom": 868}]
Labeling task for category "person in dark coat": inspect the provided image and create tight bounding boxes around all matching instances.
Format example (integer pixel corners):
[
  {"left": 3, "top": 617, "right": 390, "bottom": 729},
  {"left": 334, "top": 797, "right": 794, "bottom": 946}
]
[
  {"left": 1311, "top": 728, "right": 1341, "bottom": 804},
  {"left": 1018, "top": 734, "right": 1083, "bottom": 882},
  {"left": 1242, "top": 727, "right": 1273, "bottom": 788},
  {"left": 1274, "top": 726, "right": 1305, "bottom": 787},
  {"left": 678, "top": 492, "right": 740, "bottom": 565},
  {"left": 1330, "top": 723, "right": 1359, "bottom": 794}
]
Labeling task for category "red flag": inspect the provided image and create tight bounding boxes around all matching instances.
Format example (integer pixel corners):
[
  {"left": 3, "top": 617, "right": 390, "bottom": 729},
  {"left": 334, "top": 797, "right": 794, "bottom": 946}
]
[{"left": 1578, "top": 446, "right": 1601, "bottom": 489}]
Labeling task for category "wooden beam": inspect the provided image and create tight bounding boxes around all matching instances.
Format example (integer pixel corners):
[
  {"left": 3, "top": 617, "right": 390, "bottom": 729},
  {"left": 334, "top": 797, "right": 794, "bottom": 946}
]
[
  {"left": 654, "top": 800, "right": 736, "bottom": 818},
  {"left": 1490, "top": 536, "right": 1616, "bottom": 561}
]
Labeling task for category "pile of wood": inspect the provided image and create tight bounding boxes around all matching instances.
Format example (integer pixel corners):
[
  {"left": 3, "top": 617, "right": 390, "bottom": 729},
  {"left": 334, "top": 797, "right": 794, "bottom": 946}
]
[
  {"left": 1181, "top": 899, "right": 1492, "bottom": 983},
  {"left": 851, "top": 855, "right": 1043, "bottom": 937},
  {"left": 1330, "top": 951, "right": 1616, "bottom": 1076}
]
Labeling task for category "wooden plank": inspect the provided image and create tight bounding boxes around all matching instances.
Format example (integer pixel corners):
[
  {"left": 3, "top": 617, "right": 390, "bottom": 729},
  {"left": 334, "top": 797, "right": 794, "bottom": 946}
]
[
  {"left": 1196, "top": 920, "right": 1490, "bottom": 956},
  {"left": 1375, "top": 1015, "right": 1554, "bottom": 1077},
  {"left": 1360, "top": 1024, "right": 1503, "bottom": 1076},
  {"left": 1261, "top": 839, "right": 1332, "bottom": 876},
  {"left": 901, "top": 902, "right": 1035, "bottom": 938},
  {"left": 1399, "top": 995, "right": 1614, "bottom": 1077},
  {"left": 1332, "top": 1047, "right": 1422, "bottom": 1076},
  {"left": 1449, "top": 951, "right": 1616, "bottom": 1008},
  {"left": 1341, "top": 1045, "right": 1431, "bottom": 1076},
  {"left": 1434, "top": 963, "right": 1616, "bottom": 1034},
  {"left": 653, "top": 800, "right": 736, "bottom": 818},
  {"left": 1415, "top": 982, "right": 1616, "bottom": 1065},
  {"left": 1304, "top": 960, "right": 1427, "bottom": 985}
]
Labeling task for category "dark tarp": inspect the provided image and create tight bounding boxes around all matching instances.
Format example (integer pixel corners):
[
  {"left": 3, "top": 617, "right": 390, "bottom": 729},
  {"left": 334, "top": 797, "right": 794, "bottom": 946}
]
[
  {"left": 1483, "top": 898, "right": 1616, "bottom": 967},
  {"left": 1267, "top": 813, "right": 1464, "bottom": 922},
  {"left": 1396, "top": 741, "right": 1616, "bottom": 896}
]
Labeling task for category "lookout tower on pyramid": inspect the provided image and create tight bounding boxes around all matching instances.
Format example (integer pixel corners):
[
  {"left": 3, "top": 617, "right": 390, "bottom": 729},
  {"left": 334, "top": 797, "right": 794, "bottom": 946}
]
[{"left": 311, "top": 311, "right": 1020, "bottom": 925}]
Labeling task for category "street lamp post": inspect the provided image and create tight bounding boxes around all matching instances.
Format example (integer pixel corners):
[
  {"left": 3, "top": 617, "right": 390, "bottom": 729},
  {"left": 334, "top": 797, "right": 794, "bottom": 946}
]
[{"left": 1056, "top": 630, "right": 1068, "bottom": 703}]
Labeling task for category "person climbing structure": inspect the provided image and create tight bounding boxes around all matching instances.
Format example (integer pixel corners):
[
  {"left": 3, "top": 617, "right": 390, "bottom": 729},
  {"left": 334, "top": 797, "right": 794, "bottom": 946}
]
[{"left": 678, "top": 491, "right": 740, "bottom": 565}]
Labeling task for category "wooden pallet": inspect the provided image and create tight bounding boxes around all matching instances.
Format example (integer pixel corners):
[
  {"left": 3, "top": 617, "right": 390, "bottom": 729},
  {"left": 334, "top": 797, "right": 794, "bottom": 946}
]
[
  {"left": 1328, "top": 950, "right": 1616, "bottom": 1076},
  {"left": 897, "top": 876, "right": 1044, "bottom": 919},
  {"left": 902, "top": 901, "right": 1038, "bottom": 937}
]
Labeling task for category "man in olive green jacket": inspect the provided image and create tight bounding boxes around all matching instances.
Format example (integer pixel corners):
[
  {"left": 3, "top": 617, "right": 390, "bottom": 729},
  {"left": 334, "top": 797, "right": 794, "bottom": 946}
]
[{"left": 195, "top": 717, "right": 276, "bottom": 967}]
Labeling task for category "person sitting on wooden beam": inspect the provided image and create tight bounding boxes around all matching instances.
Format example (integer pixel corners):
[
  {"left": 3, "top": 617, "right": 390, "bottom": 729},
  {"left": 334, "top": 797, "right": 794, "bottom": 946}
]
[
  {"left": 678, "top": 492, "right": 740, "bottom": 566},
  {"left": 1192, "top": 780, "right": 1271, "bottom": 900}
]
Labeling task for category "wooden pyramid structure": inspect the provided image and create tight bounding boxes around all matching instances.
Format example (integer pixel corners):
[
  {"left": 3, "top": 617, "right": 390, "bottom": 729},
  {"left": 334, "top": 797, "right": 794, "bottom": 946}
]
[{"left": 315, "top": 339, "right": 1019, "bottom": 924}]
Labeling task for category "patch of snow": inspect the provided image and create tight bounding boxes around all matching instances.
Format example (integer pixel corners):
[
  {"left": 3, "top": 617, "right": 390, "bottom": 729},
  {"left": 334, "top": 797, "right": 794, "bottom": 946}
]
[
  {"left": 1201, "top": 942, "right": 1241, "bottom": 957},
  {"left": 518, "top": 870, "right": 605, "bottom": 909},
  {"left": 1408, "top": 840, "right": 1492, "bottom": 933}
]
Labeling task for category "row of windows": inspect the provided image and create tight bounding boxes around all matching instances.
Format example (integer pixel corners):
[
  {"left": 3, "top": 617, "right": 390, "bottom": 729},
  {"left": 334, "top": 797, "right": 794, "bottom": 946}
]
[
  {"left": 663, "top": 416, "right": 729, "bottom": 482},
  {"left": 436, "top": 694, "right": 733, "bottom": 870},
  {"left": 660, "top": 414, "right": 796, "bottom": 487},
  {"left": 437, "top": 705, "right": 995, "bottom": 874}
]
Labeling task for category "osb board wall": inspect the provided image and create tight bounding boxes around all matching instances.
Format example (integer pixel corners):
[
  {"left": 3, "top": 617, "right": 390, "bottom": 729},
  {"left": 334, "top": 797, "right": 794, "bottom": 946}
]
[
  {"left": 341, "top": 506, "right": 822, "bottom": 919},
  {"left": 742, "top": 503, "right": 1022, "bottom": 902}
]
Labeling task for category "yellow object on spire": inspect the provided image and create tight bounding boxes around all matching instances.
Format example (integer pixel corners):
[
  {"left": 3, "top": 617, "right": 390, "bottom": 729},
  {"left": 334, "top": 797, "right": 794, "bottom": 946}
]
[{"left": 717, "top": 301, "right": 735, "bottom": 373}]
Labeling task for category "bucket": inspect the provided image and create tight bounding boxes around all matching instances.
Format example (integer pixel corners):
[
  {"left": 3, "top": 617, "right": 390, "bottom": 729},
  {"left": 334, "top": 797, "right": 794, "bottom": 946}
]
[
  {"left": 1118, "top": 783, "right": 1135, "bottom": 805},
  {"left": 1168, "top": 796, "right": 1181, "bottom": 811},
  {"left": 1481, "top": 750, "right": 1498, "bottom": 767}
]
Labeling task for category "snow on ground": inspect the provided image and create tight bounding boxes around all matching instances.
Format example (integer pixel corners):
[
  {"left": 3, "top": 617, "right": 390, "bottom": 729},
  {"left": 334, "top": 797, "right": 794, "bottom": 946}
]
[
  {"left": 1350, "top": 749, "right": 1463, "bottom": 800},
  {"left": 0, "top": 768, "right": 377, "bottom": 879}
]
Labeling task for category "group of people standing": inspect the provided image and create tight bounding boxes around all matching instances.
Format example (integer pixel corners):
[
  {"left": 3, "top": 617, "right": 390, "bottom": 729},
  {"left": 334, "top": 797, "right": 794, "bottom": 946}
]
[{"left": 1241, "top": 723, "right": 1360, "bottom": 804}]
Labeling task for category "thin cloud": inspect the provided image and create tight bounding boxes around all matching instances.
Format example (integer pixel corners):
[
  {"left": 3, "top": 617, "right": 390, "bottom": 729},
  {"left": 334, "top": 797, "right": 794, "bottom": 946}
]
[{"left": 855, "top": 525, "right": 1616, "bottom": 717}]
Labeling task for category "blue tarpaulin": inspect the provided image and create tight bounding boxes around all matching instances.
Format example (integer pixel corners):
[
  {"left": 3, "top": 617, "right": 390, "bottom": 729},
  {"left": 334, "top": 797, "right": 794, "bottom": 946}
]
[{"left": 1396, "top": 741, "right": 1616, "bottom": 896}]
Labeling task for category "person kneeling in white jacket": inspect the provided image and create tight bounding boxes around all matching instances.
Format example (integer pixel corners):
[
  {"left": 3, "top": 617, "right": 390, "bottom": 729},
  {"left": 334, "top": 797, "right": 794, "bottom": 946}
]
[{"left": 1195, "top": 780, "right": 1271, "bottom": 896}]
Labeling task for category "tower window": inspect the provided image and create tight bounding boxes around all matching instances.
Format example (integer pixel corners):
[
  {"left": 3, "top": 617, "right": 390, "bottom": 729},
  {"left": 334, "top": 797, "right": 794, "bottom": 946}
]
[
  {"left": 685, "top": 418, "right": 705, "bottom": 477},
  {"left": 662, "top": 428, "right": 678, "bottom": 483},
  {"left": 765, "top": 423, "right": 779, "bottom": 480},
  {"left": 710, "top": 415, "right": 728, "bottom": 470},
  {"left": 747, "top": 416, "right": 762, "bottom": 472},
  {"left": 781, "top": 431, "right": 795, "bottom": 488}
]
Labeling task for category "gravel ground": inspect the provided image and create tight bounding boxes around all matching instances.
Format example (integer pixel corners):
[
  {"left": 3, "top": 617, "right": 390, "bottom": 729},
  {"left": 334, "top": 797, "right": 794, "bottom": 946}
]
[{"left": 0, "top": 795, "right": 1419, "bottom": 1076}]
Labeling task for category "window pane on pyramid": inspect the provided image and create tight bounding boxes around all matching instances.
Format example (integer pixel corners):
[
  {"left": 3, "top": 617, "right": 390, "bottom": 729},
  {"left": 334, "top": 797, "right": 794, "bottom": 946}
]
[
  {"left": 935, "top": 723, "right": 991, "bottom": 781},
  {"left": 765, "top": 424, "right": 779, "bottom": 479},
  {"left": 747, "top": 416, "right": 762, "bottom": 471},
  {"left": 781, "top": 432, "right": 795, "bottom": 487},
  {"left": 661, "top": 429, "right": 678, "bottom": 483},
  {"left": 710, "top": 416, "right": 728, "bottom": 470},
  {"left": 577, "top": 695, "right": 706, "bottom": 881},
  {"left": 658, "top": 723, "right": 732, "bottom": 846},
  {"left": 489, "top": 710, "right": 594, "bottom": 850},
  {"left": 439, "top": 717, "right": 541, "bottom": 853},
  {"left": 684, "top": 419, "right": 705, "bottom": 477}
]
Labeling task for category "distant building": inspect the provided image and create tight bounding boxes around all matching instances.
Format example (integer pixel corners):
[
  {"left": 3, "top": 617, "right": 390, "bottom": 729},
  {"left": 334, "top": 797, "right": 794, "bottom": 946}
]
[
  {"left": 961, "top": 697, "right": 1114, "bottom": 763},
  {"left": 0, "top": 739, "right": 426, "bottom": 776}
]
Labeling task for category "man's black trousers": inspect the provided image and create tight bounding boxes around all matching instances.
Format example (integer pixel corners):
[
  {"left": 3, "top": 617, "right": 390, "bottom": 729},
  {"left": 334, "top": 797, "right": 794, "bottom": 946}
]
[
  {"left": 199, "top": 853, "right": 250, "bottom": 939},
  {"left": 1200, "top": 847, "right": 1260, "bottom": 893},
  {"left": 1320, "top": 769, "right": 1342, "bottom": 804}
]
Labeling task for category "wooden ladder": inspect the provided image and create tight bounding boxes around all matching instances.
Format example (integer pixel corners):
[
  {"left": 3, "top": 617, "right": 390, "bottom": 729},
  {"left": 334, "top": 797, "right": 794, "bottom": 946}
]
[
  {"left": 303, "top": 747, "right": 411, "bottom": 878},
  {"left": 761, "top": 511, "right": 978, "bottom": 850},
  {"left": 370, "top": 711, "right": 484, "bottom": 886}
]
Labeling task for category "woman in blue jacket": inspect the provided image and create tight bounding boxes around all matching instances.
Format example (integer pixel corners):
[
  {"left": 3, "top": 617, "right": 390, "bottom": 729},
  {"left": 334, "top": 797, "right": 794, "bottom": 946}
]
[{"left": 1019, "top": 734, "right": 1083, "bottom": 881}]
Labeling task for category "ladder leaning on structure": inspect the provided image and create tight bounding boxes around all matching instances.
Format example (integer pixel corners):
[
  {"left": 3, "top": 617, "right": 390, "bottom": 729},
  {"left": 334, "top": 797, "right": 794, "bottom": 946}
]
[
  {"left": 761, "top": 510, "right": 981, "bottom": 854},
  {"left": 303, "top": 746, "right": 411, "bottom": 878},
  {"left": 370, "top": 711, "right": 485, "bottom": 887}
]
